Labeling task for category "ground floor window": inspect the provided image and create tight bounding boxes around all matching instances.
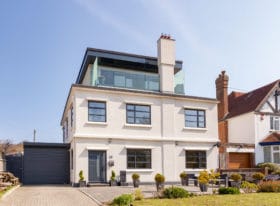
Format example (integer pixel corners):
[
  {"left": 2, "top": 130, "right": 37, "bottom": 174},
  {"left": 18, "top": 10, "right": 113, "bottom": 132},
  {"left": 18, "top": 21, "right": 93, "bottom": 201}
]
[
  {"left": 127, "top": 149, "right": 151, "bottom": 169},
  {"left": 263, "top": 145, "right": 280, "bottom": 163},
  {"left": 185, "top": 150, "right": 206, "bottom": 169}
]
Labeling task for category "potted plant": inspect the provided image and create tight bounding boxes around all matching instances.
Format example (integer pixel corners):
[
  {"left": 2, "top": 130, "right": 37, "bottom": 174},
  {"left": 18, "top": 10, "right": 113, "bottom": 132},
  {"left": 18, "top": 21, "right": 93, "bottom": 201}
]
[
  {"left": 180, "top": 171, "right": 188, "bottom": 186},
  {"left": 132, "top": 173, "right": 140, "bottom": 188},
  {"left": 230, "top": 173, "right": 242, "bottom": 188},
  {"left": 154, "top": 173, "right": 165, "bottom": 191},
  {"left": 79, "top": 170, "right": 86, "bottom": 187},
  {"left": 109, "top": 170, "right": 117, "bottom": 186},
  {"left": 198, "top": 170, "right": 209, "bottom": 192},
  {"left": 252, "top": 172, "right": 264, "bottom": 184}
]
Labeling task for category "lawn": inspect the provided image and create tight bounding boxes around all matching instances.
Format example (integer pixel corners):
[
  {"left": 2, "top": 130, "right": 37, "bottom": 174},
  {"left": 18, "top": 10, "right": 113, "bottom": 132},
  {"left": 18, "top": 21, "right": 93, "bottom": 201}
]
[{"left": 133, "top": 193, "right": 280, "bottom": 206}]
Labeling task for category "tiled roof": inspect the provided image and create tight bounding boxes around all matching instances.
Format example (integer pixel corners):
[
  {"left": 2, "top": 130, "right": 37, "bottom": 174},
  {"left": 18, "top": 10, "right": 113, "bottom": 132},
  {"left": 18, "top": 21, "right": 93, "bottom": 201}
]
[
  {"left": 260, "top": 132, "right": 280, "bottom": 143},
  {"left": 227, "top": 80, "right": 279, "bottom": 119}
]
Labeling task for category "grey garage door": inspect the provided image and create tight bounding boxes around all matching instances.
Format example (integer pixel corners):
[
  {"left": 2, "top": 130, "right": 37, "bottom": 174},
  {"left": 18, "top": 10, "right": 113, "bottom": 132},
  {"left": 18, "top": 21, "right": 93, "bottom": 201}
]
[{"left": 23, "top": 142, "right": 70, "bottom": 185}]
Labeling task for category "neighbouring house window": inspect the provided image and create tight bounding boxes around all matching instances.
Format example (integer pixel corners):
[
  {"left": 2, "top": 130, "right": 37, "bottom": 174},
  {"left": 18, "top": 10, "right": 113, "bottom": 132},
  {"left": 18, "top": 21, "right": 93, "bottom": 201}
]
[
  {"left": 263, "top": 146, "right": 280, "bottom": 164},
  {"left": 270, "top": 116, "right": 280, "bottom": 131},
  {"left": 88, "top": 101, "right": 106, "bottom": 122},
  {"left": 185, "top": 150, "right": 206, "bottom": 169},
  {"left": 185, "top": 109, "right": 206, "bottom": 128},
  {"left": 127, "top": 149, "right": 151, "bottom": 169},
  {"left": 70, "top": 149, "right": 73, "bottom": 169},
  {"left": 70, "top": 106, "right": 73, "bottom": 127},
  {"left": 126, "top": 104, "right": 151, "bottom": 125}
]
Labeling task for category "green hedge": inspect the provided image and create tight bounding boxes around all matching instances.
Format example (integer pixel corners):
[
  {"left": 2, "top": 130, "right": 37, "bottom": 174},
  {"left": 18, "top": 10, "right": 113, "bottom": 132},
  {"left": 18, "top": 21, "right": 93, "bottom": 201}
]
[{"left": 218, "top": 187, "right": 240, "bottom": 195}]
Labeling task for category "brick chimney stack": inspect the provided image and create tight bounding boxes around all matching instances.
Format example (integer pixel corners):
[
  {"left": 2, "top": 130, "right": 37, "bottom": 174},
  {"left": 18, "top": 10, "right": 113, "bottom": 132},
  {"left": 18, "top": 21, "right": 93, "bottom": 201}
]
[{"left": 215, "top": 71, "right": 229, "bottom": 121}]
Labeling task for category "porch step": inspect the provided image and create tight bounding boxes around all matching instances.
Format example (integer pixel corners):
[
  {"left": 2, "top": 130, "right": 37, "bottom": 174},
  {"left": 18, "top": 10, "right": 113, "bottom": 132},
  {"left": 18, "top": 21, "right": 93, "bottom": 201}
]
[{"left": 87, "top": 183, "right": 109, "bottom": 187}]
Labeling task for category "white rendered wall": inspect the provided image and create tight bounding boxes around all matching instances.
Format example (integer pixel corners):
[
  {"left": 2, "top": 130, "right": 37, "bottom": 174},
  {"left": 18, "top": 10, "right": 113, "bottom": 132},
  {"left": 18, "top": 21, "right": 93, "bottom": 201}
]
[{"left": 228, "top": 112, "right": 255, "bottom": 144}]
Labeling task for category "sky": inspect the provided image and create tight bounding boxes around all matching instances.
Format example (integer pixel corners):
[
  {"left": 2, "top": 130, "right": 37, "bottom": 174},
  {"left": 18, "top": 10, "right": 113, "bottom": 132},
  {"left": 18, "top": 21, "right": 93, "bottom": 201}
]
[{"left": 0, "top": 0, "right": 280, "bottom": 143}]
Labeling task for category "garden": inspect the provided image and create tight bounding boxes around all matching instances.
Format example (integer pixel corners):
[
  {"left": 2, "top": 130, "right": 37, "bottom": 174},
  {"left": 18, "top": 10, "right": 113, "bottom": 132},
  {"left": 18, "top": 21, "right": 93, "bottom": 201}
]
[{"left": 109, "top": 162, "right": 280, "bottom": 206}]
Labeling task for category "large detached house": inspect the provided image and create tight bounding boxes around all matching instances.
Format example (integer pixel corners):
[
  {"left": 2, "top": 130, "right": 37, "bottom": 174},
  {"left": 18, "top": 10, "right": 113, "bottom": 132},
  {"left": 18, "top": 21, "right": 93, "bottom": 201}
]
[
  {"left": 216, "top": 71, "right": 280, "bottom": 169},
  {"left": 61, "top": 36, "right": 219, "bottom": 185}
]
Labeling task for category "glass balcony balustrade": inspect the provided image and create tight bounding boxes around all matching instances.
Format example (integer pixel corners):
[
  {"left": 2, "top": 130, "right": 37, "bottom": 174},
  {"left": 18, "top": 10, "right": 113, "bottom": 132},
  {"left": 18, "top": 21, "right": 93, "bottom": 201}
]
[{"left": 96, "top": 67, "right": 160, "bottom": 92}]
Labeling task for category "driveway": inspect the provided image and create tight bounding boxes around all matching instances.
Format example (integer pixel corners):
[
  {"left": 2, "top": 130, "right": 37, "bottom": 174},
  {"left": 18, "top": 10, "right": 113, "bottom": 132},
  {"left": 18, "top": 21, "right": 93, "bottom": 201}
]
[{"left": 0, "top": 185, "right": 98, "bottom": 206}]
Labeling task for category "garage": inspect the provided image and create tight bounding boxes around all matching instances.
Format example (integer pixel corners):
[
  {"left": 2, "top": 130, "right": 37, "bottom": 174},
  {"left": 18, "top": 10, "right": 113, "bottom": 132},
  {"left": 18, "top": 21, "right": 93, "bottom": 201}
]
[
  {"left": 23, "top": 142, "right": 70, "bottom": 185},
  {"left": 228, "top": 152, "right": 253, "bottom": 169}
]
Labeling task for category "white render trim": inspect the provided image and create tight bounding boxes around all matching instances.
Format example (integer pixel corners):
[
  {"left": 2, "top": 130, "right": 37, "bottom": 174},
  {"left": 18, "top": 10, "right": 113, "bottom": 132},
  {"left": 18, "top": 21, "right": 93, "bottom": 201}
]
[
  {"left": 125, "top": 145, "right": 155, "bottom": 149},
  {"left": 183, "top": 127, "right": 208, "bottom": 131},
  {"left": 124, "top": 100, "right": 153, "bottom": 105},
  {"left": 226, "top": 147, "right": 255, "bottom": 153},
  {"left": 184, "top": 146, "right": 211, "bottom": 151},
  {"left": 125, "top": 169, "right": 154, "bottom": 172},
  {"left": 184, "top": 169, "right": 205, "bottom": 173},
  {"left": 124, "top": 123, "right": 152, "bottom": 128},
  {"left": 86, "top": 146, "right": 109, "bottom": 150},
  {"left": 183, "top": 106, "right": 208, "bottom": 110},
  {"left": 74, "top": 134, "right": 219, "bottom": 143},
  {"left": 86, "top": 97, "right": 108, "bottom": 102},
  {"left": 85, "top": 121, "right": 108, "bottom": 126}
]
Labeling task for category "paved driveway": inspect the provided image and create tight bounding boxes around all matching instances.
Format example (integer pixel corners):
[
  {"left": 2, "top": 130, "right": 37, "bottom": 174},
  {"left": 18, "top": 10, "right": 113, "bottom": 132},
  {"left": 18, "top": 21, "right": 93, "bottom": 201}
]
[{"left": 0, "top": 185, "right": 98, "bottom": 206}]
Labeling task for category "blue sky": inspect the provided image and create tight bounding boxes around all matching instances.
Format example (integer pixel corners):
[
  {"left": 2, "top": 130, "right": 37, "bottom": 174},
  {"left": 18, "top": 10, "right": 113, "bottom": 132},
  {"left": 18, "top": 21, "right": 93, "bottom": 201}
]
[{"left": 1, "top": 0, "right": 280, "bottom": 143}]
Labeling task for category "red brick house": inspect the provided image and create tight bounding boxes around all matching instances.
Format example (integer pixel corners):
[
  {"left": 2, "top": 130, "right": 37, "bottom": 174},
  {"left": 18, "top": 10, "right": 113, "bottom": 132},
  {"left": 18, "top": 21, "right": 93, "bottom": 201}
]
[{"left": 216, "top": 71, "right": 280, "bottom": 169}]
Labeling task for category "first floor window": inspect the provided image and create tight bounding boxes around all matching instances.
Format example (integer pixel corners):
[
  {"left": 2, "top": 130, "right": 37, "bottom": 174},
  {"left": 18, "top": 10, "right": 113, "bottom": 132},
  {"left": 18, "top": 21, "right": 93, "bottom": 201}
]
[
  {"left": 126, "top": 104, "right": 151, "bottom": 125},
  {"left": 127, "top": 149, "right": 151, "bottom": 169},
  {"left": 270, "top": 116, "right": 280, "bottom": 131},
  {"left": 263, "top": 145, "right": 280, "bottom": 164},
  {"left": 185, "top": 109, "right": 206, "bottom": 128},
  {"left": 88, "top": 101, "right": 106, "bottom": 122},
  {"left": 185, "top": 150, "right": 206, "bottom": 169}
]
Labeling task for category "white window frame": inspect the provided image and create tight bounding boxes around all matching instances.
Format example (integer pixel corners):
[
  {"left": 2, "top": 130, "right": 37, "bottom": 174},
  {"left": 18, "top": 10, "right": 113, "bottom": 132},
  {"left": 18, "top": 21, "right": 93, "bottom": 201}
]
[
  {"left": 263, "top": 145, "right": 280, "bottom": 164},
  {"left": 270, "top": 116, "right": 280, "bottom": 131}
]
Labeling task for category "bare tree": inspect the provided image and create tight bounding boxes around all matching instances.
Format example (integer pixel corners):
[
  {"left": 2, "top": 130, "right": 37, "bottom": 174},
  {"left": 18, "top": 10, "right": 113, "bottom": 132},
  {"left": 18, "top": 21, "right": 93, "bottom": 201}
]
[{"left": 0, "top": 139, "right": 13, "bottom": 156}]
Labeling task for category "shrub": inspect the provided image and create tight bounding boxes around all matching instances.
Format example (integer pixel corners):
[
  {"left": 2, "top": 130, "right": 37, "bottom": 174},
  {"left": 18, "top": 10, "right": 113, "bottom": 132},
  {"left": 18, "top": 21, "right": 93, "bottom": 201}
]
[
  {"left": 252, "top": 172, "right": 265, "bottom": 180},
  {"left": 134, "top": 189, "right": 144, "bottom": 201},
  {"left": 132, "top": 173, "right": 140, "bottom": 180},
  {"left": 154, "top": 173, "right": 165, "bottom": 183},
  {"left": 79, "top": 170, "right": 84, "bottom": 181},
  {"left": 198, "top": 170, "right": 210, "bottom": 184},
  {"left": 257, "top": 162, "right": 280, "bottom": 174},
  {"left": 230, "top": 173, "right": 242, "bottom": 181},
  {"left": 163, "top": 186, "right": 189, "bottom": 199},
  {"left": 112, "top": 194, "right": 134, "bottom": 206},
  {"left": 218, "top": 187, "right": 240, "bottom": 195},
  {"left": 180, "top": 171, "right": 187, "bottom": 179},
  {"left": 111, "top": 170, "right": 116, "bottom": 181},
  {"left": 258, "top": 180, "right": 280, "bottom": 192},
  {"left": 241, "top": 181, "right": 258, "bottom": 193}
]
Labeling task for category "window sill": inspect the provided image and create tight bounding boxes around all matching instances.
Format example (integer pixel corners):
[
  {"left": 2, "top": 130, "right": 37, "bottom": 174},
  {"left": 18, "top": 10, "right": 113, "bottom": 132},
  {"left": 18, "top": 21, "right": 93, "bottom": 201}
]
[
  {"left": 125, "top": 169, "right": 154, "bottom": 173},
  {"left": 86, "top": 121, "right": 108, "bottom": 126},
  {"left": 183, "top": 127, "right": 207, "bottom": 131},
  {"left": 124, "top": 123, "right": 152, "bottom": 128},
  {"left": 184, "top": 168, "right": 205, "bottom": 172}
]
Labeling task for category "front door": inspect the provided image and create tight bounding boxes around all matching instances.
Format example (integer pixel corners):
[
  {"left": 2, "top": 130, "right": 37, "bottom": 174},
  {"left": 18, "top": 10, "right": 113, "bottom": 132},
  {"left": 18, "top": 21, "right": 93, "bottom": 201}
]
[{"left": 88, "top": 151, "right": 106, "bottom": 183}]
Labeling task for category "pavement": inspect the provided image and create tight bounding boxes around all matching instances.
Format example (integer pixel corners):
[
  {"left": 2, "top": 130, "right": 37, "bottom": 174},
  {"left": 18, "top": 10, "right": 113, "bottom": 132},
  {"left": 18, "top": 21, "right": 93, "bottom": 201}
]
[
  {"left": 0, "top": 184, "right": 218, "bottom": 206},
  {"left": 0, "top": 185, "right": 98, "bottom": 206}
]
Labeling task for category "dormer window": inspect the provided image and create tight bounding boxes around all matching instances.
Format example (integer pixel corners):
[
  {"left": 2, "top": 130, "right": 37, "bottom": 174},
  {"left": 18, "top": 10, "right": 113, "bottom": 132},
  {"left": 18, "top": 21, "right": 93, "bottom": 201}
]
[{"left": 270, "top": 116, "right": 280, "bottom": 131}]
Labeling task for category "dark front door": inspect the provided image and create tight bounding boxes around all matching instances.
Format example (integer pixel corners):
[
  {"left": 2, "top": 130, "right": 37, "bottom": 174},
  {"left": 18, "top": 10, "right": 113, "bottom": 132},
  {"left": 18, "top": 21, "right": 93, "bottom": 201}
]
[{"left": 88, "top": 151, "right": 106, "bottom": 183}]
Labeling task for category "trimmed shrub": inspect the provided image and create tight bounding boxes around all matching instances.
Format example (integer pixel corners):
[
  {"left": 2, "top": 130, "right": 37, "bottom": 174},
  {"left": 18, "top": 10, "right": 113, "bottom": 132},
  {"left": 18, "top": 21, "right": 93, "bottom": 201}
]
[
  {"left": 258, "top": 180, "right": 280, "bottom": 192},
  {"left": 134, "top": 189, "right": 144, "bottom": 201},
  {"left": 79, "top": 170, "right": 84, "bottom": 181},
  {"left": 241, "top": 181, "right": 258, "bottom": 193},
  {"left": 257, "top": 162, "right": 280, "bottom": 174},
  {"left": 132, "top": 173, "right": 140, "bottom": 180},
  {"left": 218, "top": 187, "right": 240, "bottom": 195},
  {"left": 111, "top": 170, "right": 116, "bottom": 181},
  {"left": 230, "top": 173, "right": 242, "bottom": 181},
  {"left": 252, "top": 172, "right": 265, "bottom": 180},
  {"left": 154, "top": 173, "right": 165, "bottom": 183},
  {"left": 163, "top": 186, "right": 189, "bottom": 199},
  {"left": 180, "top": 171, "right": 187, "bottom": 179},
  {"left": 112, "top": 194, "right": 134, "bottom": 206}
]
